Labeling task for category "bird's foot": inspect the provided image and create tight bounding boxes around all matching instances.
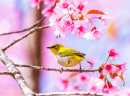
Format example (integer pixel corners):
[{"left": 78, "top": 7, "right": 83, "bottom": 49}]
[
  {"left": 79, "top": 67, "right": 82, "bottom": 73},
  {"left": 60, "top": 67, "right": 63, "bottom": 73},
  {"left": 79, "top": 62, "right": 82, "bottom": 73}
]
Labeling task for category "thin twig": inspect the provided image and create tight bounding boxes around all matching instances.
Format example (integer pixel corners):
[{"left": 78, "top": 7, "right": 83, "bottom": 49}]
[
  {"left": 0, "top": 17, "right": 45, "bottom": 36},
  {"left": 2, "top": 25, "right": 50, "bottom": 51},
  {"left": 0, "top": 72, "right": 19, "bottom": 75},
  {"left": 15, "top": 64, "right": 100, "bottom": 73},
  {"left": 36, "top": 91, "right": 105, "bottom": 96},
  {"left": 105, "top": 56, "right": 109, "bottom": 65}
]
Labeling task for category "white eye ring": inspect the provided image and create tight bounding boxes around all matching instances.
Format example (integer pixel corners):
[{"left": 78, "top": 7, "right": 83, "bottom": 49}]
[{"left": 54, "top": 45, "right": 58, "bottom": 49}]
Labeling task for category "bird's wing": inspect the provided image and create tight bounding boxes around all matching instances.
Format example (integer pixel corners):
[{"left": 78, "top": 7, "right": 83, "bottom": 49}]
[{"left": 58, "top": 48, "right": 86, "bottom": 57}]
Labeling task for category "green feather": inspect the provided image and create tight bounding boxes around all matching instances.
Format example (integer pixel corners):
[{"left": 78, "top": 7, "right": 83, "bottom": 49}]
[{"left": 58, "top": 48, "right": 86, "bottom": 57}]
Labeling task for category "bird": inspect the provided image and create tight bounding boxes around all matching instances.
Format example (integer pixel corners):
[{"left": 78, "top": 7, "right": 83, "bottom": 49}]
[{"left": 47, "top": 43, "right": 91, "bottom": 72}]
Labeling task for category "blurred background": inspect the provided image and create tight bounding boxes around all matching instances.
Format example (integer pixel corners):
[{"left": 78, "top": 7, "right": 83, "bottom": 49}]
[{"left": 0, "top": 0, "right": 130, "bottom": 95}]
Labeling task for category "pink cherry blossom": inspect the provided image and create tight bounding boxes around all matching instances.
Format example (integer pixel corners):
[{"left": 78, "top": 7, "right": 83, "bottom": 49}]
[
  {"left": 99, "top": 74, "right": 104, "bottom": 79},
  {"left": 60, "top": 20, "right": 74, "bottom": 33},
  {"left": 44, "top": 0, "right": 55, "bottom": 6},
  {"left": 58, "top": 78, "right": 68, "bottom": 90},
  {"left": 80, "top": 75, "right": 87, "bottom": 81},
  {"left": 54, "top": 20, "right": 74, "bottom": 37},
  {"left": 105, "top": 64, "right": 112, "bottom": 72},
  {"left": 91, "top": 26, "right": 104, "bottom": 40},
  {"left": 103, "top": 63, "right": 117, "bottom": 76},
  {"left": 108, "top": 48, "right": 121, "bottom": 60},
  {"left": 63, "top": 20, "right": 74, "bottom": 30},
  {"left": 95, "top": 78, "right": 105, "bottom": 89},
  {"left": 89, "top": 86, "right": 99, "bottom": 92},
  {"left": 83, "top": 26, "right": 103, "bottom": 40},
  {"left": 42, "top": 7, "right": 56, "bottom": 17},
  {"left": 98, "top": 13, "right": 111, "bottom": 25},
  {"left": 30, "top": 0, "right": 42, "bottom": 9},
  {"left": 57, "top": 0, "right": 69, "bottom": 9},
  {"left": 102, "top": 82, "right": 119, "bottom": 94},
  {"left": 116, "top": 62, "right": 127, "bottom": 74},
  {"left": 113, "top": 76, "right": 122, "bottom": 86},
  {"left": 54, "top": 28, "right": 65, "bottom": 37},
  {"left": 75, "top": 1, "right": 88, "bottom": 11},
  {"left": 84, "top": 26, "right": 103, "bottom": 40},
  {"left": 108, "top": 81, "right": 119, "bottom": 92},
  {"left": 72, "top": 25, "right": 87, "bottom": 38},
  {"left": 64, "top": 20, "right": 74, "bottom": 31},
  {"left": 49, "top": 16, "right": 61, "bottom": 27},
  {"left": 83, "top": 32, "right": 93, "bottom": 40},
  {"left": 69, "top": 11, "right": 79, "bottom": 20},
  {"left": 92, "top": 29, "right": 103, "bottom": 40},
  {"left": 86, "top": 77, "right": 99, "bottom": 92},
  {"left": 76, "top": 73, "right": 89, "bottom": 85},
  {"left": 102, "top": 84, "right": 109, "bottom": 94}
]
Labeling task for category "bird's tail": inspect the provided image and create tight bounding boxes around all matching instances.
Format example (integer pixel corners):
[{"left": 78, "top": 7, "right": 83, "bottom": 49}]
[{"left": 84, "top": 58, "right": 91, "bottom": 64}]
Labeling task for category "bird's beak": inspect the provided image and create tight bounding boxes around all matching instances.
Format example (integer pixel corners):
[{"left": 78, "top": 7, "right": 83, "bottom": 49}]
[{"left": 46, "top": 47, "right": 53, "bottom": 49}]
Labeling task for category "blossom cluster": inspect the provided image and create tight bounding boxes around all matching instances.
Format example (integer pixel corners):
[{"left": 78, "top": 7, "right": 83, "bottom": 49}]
[
  {"left": 99, "top": 48, "right": 126, "bottom": 94},
  {"left": 58, "top": 73, "right": 100, "bottom": 92},
  {"left": 30, "top": 0, "right": 110, "bottom": 40},
  {"left": 57, "top": 48, "right": 126, "bottom": 94}
]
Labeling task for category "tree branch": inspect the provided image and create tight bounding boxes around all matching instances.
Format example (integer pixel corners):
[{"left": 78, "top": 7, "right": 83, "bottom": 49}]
[
  {"left": 36, "top": 91, "right": 104, "bottom": 96},
  {"left": 2, "top": 25, "right": 50, "bottom": 51},
  {"left": 0, "top": 72, "right": 19, "bottom": 75},
  {"left": 15, "top": 64, "right": 100, "bottom": 73},
  {"left": 0, "top": 49, "right": 35, "bottom": 96},
  {"left": 0, "top": 0, "right": 57, "bottom": 36},
  {"left": 0, "top": 17, "right": 45, "bottom": 36}
]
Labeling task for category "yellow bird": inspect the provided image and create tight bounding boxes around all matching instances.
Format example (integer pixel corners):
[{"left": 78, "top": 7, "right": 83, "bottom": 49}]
[{"left": 47, "top": 43, "right": 91, "bottom": 72}]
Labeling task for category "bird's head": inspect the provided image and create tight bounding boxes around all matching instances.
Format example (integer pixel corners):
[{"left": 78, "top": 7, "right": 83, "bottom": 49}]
[{"left": 47, "top": 43, "right": 65, "bottom": 56}]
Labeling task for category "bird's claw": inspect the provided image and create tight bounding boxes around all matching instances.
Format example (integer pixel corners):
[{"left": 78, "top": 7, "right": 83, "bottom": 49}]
[
  {"left": 60, "top": 67, "right": 63, "bottom": 73},
  {"left": 79, "top": 67, "right": 82, "bottom": 73}
]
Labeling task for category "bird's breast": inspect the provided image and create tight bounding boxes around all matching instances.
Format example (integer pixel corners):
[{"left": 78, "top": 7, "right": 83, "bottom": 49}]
[
  {"left": 55, "top": 54, "right": 81, "bottom": 67},
  {"left": 56, "top": 54, "right": 70, "bottom": 66}
]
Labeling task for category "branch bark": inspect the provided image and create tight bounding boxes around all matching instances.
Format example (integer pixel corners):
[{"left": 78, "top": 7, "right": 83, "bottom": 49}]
[
  {"left": 0, "top": 17, "right": 45, "bottom": 36},
  {"left": 0, "top": 72, "right": 19, "bottom": 75},
  {"left": 35, "top": 91, "right": 105, "bottom": 96},
  {"left": 0, "top": 49, "right": 35, "bottom": 96},
  {"left": 2, "top": 25, "right": 50, "bottom": 51},
  {"left": 15, "top": 64, "right": 100, "bottom": 73}
]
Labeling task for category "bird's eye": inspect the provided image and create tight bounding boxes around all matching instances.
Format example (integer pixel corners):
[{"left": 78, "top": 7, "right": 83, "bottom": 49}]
[{"left": 53, "top": 45, "right": 58, "bottom": 49}]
